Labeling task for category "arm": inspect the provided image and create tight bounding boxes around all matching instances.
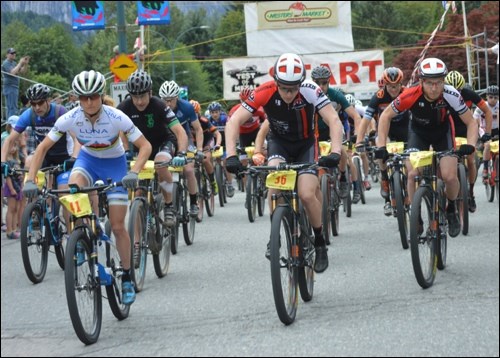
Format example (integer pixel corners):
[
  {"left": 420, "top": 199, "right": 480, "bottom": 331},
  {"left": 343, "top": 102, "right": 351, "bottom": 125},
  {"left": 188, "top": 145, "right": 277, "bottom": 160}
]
[
  {"left": 376, "top": 106, "right": 398, "bottom": 148},
  {"left": 345, "top": 106, "right": 362, "bottom": 137},
  {"left": 128, "top": 135, "right": 152, "bottom": 174},
  {"left": 318, "top": 105, "right": 343, "bottom": 155},
  {"left": 459, "top": 109, "right": 479, "bottom": 146},
  {"left": 170, "top": 123, "right": 189, "bottom": 153},
  {"left": 1, "top": 131, "right": 22, "bottom": 162},
  {"left": 9, "top": 56, "right": 29, "bottom": 76},
  {"left": 26, "top": 136, "right": 57, "bottom": 181},
  {"left": 355, "top": 118, "right": 371, "bottom": 146},
  {"left": 254, "top": 120, "right": 269, "bottom": 154},
  {"left": 191, "top": 120, "right": 204, "bottom": 152},
  {"left": 477, "top": 101, "right": 493, "bottom": 134},
  {"left": 213, "top": 129, "right": 222, "bottom": 147},
  {"left": 225, "top": 106, "right": 253, "bottom": 157}
]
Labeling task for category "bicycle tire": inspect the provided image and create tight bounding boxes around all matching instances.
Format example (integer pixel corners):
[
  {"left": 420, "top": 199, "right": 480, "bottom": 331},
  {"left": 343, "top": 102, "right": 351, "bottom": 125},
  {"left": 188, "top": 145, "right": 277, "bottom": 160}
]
[
  {"left": 393, "top": 172, "right": 409, "bottom": 249},
  {"left": 196, "top": 169, "right": 204, "bottom": 223},
  {"left": 64, "top": 228, "right": 102, "bottom": 345},
  {"left": 128, "top": 199, "right": 147, "bottom": 292},
  {"left": 330, "top": 179, "right": 340, "bottom": 236},
  {"left": 20, "top": 201, "right": 49, "bottom": 284},
  {"left": 410, "top": 187, "right": 437, "bottom": 289},
  {"left": 486, "top": 159, "right": 495, "bottom": 202},
  {"left": 457, "top": 163, "right": 469, "bottom": 235},
  {"left": 353, "top": 156, "right": 366, "bottom": 204},
  {"left": 257, "top": 175, "right": 267, "bottom": 217},
  {"left": 105, "top": 220, "right": 130, "bottom": 320},
  {"left": 215, "top": 163, "right": 225, "bottom": 207},
  {"left": 204, "top": 174, "right": 215, "bottom": 217},
  {"left": 436, "top": 180, "right": 447, "bottom": 270},
  {"left": 53, "top": 202, "right": 66, "bottom": 270},
  {"left": 298, "top": 204, "right": 314, "bottom": 302},
  {"left": 246, "top": 175, "right": 257, "bottom": 223},
  {"left": 270, "top": 206, "right": 298, "bottom": 325},
  {"left": 370, "top": 157, "right": 380, "bottom": 183},
  {"left": 153, "top": 194, "right": 171, "bottom": 278},
  {"left": 182, "top": 183, "right": 196, "bottom": 246},
  {"left": 171, "top": 182, "right": 181, "bottom": 254},
  {"left": 320, "top": 174, "right": 331, "bottom": 245},
  {"left": 495, "top": 156, "right": 499, "bottom": 202}
]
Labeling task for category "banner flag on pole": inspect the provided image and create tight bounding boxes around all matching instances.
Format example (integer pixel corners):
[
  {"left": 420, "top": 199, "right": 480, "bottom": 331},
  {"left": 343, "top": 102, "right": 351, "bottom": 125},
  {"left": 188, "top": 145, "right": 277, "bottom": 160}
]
[
  {"left": 72, "top": 1, "right": 105, "bottom": 31},
  {"left": 137, "top": 1, "right": 171, "bottom": 26}
]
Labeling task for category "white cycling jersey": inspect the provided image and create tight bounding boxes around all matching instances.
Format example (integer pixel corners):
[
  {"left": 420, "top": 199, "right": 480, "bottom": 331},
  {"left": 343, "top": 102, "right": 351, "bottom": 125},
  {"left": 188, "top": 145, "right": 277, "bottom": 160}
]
[
  {"left": 473, "top": 101, "right": 499, "bottom": 134},
  {"left": 48, "top": 105, "right": 143, "bottom": 159}
]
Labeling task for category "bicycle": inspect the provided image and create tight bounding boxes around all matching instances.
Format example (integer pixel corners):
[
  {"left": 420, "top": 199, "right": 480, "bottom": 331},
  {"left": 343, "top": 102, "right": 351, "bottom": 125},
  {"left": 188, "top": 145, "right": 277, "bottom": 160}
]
[
  {"left": 249, "top": 162, "right": 318, "bottom": 325},
  {"left": 194, "top": 150, "right": 215, "bottom": 223},
  {"left": 58, "top": 180, "right": 130, "bottom": 345},
  {"left": 483, "top": 137, "right": 499, "bottom": 203},
  {"left": 319, "top": 141, "right": 341, "bottom": 243},
  {"left": 385, "top": 142, "right": 411, "bottom": 249},
  {"left": 18, "top": 165, "right": 69, "bottom": 284},
  {"left": 168, "top": 155, "right": 196, "bottom": 254},
  {"left": 351, "top": 150, "right": 366, "bottom": 204},
  {"left": 454, "top": 137, "right": 470, "bottom": 235},
  {"left": 408, "top": 144, "right": 474, "bottom": 289},
  {"left": 213, "top": 146, "right": 228, "bottom": 207},
  {"left": 244, "top": 146, "right": 268, "bottom": 223},
  {"left": 128, "top": 160, "right": 171, "bottom": 292}
]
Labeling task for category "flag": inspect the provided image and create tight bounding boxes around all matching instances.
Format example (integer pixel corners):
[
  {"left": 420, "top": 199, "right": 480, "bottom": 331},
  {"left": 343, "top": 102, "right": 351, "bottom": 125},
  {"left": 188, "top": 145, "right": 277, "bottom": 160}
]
[
  {"left": 442, "top": 1, "right": 457, "bottom": 13},
  {"left": 72, "top": 1, "right": 106, "bottom": 31},
  {"left": 137, "top": 1, "right": 171, "bottom": 26}
]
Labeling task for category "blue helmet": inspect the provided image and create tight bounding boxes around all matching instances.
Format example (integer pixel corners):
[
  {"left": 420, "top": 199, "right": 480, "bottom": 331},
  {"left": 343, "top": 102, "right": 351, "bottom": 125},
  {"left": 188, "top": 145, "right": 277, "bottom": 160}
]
[{"left": 208, "top": 101, "right": 222, "bottom": 112}]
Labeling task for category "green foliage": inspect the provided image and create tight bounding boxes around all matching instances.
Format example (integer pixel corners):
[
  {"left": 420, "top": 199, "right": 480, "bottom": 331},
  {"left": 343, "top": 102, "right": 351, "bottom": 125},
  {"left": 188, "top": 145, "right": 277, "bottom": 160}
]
[{"left": 28, "top": 73, "right": 70, "bottom": 97}]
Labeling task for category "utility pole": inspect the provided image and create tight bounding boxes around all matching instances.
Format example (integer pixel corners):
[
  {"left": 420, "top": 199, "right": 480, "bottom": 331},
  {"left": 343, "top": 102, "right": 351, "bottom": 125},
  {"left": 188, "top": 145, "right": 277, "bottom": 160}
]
[{"left": 117, "top": 1, "right": 127, "bottom": 53}]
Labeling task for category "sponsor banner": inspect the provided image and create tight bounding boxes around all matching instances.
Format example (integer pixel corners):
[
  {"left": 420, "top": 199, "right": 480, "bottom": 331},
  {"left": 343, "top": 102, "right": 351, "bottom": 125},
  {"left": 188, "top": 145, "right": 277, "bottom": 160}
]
[
  {"left": 257, "top": 1, "right": 338, "bottom": 30},
  {"left": 72, "top": 1, "right": 105, "bottom": 31},
  {"left": 223, "top": 50, "right": 384, "bottom": 100},
  {"left": 137, "top": 1, "right": 171, "bottom": 26},
  {"left": 245, "top": 1, "right": 353, "bottom": 57}
]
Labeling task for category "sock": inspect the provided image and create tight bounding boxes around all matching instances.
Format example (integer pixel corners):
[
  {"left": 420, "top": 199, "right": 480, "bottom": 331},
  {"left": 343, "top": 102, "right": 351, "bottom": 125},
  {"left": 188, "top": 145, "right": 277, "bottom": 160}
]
[
  {"left": 447, "top": 199, "right": 456, "bottom": 213},
  {"left": 469, "top": 183, "right": 474, "bottom": 196},
  {"left": 339, "top": 170, "right": 346, "bottom": 181},
  {"left": 122, "top": 269, "right": 131, "bottom": 282},
  {"left": 313, "top": 226, "right": 325, "bottom": 247},
  {"left": 190, "top": 194, "right": 198, "bottom": 206},
  {"left": 353, "top": 181, "right": 358, "bottom": 191}
]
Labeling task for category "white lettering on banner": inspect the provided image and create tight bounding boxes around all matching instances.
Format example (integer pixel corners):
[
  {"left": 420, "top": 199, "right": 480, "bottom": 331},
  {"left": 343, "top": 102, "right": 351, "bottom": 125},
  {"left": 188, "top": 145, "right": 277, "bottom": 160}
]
[
  {"left": 223, "top": 51, "right": 384, "bottom": 100},
  {"left": 110, "top": 82, "right": 129, "bottom": 106}
]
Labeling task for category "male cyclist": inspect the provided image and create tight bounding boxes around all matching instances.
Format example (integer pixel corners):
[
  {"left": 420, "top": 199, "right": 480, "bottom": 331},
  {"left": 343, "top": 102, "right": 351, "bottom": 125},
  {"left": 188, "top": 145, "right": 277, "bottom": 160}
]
[
  {"left": 118, "top": 70, "right": 188, "bottom": 232},
  {"left": 377, "top": 58, "right": 478, "bottom": 238},
  {"left": 445, "top": 70, "right": 493, "bottom": 212},
  {"left": 23, "top": 70, "right": 152, "bottom": 305},
  {"left": 356, "top": 67, "right": 410, "bottom": 216},
  {"left": 225, "top": 53, "right": 343, "bottom": 273},
  {"left": 159, "top": 80, "right": 204, "bottom": 216}
]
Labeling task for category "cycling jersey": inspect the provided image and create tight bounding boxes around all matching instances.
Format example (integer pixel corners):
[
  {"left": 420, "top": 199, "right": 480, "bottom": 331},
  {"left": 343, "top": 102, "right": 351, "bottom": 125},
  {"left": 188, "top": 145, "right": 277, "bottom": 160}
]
[
  {"left": 14, "top": 103, "right": 70, "bottom": 157},
  {"left": 392, "top": 84, "right": 467, "bottom": 137},
  {"left": 228, "top": 103, "right": 266, "bottom": 134},
  {"left": 195, "top": 115, "right": 217, "bottom": 147},
  {"left": 317, "top": 87, "right": 350, "bottom": 135},
  {"left": 449, "top": 87, "right": 485, "bottom": 137},
  {"left": 242, "top": 80, "right": 330, "bottom": 142},
  {"left": 48, "top": 105, "right": 143, "bottom": 159},
  {"left": 117, "top": 96, "right": 179, "bottom": 159},
  {"left": 474, "top": 101, "right": 499, "bottom": 134},
  {"left": 209, "top": 111, "right": 229, "bottom": 147},
  {"left": 170, "top": 98, "right": 198, "bottom": 136},
  {"left": 365, "top": 88, "right": 410, "bottom": 125}
]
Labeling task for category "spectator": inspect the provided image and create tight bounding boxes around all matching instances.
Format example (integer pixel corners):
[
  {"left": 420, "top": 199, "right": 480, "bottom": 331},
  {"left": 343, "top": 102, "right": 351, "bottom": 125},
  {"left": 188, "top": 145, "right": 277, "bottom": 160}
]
[
  {"left": 487, "top": 30, "right": 499, "bottom": 86},
  {"left": 1, "top": 48, "right": 30, "bottom": 119},
  {"left": 52, "top": 92, "right": 63, "bottom": 105}
]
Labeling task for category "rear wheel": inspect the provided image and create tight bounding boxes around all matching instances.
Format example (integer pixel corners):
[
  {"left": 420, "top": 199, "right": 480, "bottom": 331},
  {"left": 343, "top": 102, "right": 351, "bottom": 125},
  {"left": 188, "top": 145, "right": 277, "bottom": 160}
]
[
  {"left": 215, "top": 163, "right": 225, "bottom": 207},
  {"left": 53, "top": 202, "right": 66, "bottom": 270},
  {"left": 457, "top": 163, "right": 469, "bottom": 235},
  {"left": 246, "top": 175, "right": 257, "bottom": 223},
  {"left": 182, "top": 183, "right": 195, "bottom": 246},
  {"left": 270, "top": 206, "right": 297, "bottom": 325},
  {"left": 393, "top": 172, "right": 409, "bottom": 249},
  {"left": 320, "top": 174, "right": 331, "bottom": 245},
  {"left": 436, "top": 181, "right": 448, "bottom": 270},
  {"left": 410, "top": 187, "right": 437, "bottom": 289},
  {"left": 330, "top": 177, "right": 340, "bottom": 236},
  {"left": 298, "top": 204, "right": 314, "bottom": 302},
  {"left": 64, "top": 228, "right": 102, "bottom": 345},
  {"left": 353, "top": 156, "right": 366, "bottom": 204},
  {"left": 20, "top": 202, "right": 49, "bottom": 284},
  {"left": 257, "top": 174, "right": 267, "bottom": 217},
  {"left": 170, "top": 183, "right": 181, "bottom": 255}
]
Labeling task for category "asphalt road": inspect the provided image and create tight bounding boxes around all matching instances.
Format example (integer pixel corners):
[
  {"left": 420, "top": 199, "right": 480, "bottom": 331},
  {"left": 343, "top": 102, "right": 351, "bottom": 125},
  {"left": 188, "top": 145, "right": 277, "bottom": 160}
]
[{"left": 1, "top": 179, "right": 498, "bottom": 356}]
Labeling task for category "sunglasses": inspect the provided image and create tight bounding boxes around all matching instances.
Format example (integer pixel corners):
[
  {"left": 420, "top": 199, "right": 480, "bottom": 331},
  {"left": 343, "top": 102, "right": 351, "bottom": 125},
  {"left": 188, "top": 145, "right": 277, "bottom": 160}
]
[
  {"left": 79, "top": 93, "right": 101, "bottom": 101},
  {"left": 277, "top": 83, "right": 300, "bottom": 94},
  {"left": 314, "top": 80, "right": 329, "bottom": 86},
  {"left": 30, "top": 100, "right": 45, "bottom": 107}
]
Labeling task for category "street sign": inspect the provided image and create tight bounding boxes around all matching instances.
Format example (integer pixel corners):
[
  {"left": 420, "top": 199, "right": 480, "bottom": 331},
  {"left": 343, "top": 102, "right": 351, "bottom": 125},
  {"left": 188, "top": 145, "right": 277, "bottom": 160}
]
[
  {"left": 110, "top": 82, "right": 129, "bottom": 105},
  {"left": 110, "top": 54, "right": 138, "bottom": 81}
]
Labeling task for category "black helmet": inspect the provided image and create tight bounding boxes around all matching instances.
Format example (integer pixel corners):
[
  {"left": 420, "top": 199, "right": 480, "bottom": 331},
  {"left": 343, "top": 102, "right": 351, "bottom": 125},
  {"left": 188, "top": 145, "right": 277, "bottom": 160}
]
[
  {"left": 26, "top": 83, "right": 51, "bottom": 101},
  {"left": 127, "top": 70, "right": 152, "bottom": 95},
  {"left": 311, "top": 66, "right": 331, "bottom": 80},
  {"left": 486, "top": 85, "right": 499, "bottom": 96}
]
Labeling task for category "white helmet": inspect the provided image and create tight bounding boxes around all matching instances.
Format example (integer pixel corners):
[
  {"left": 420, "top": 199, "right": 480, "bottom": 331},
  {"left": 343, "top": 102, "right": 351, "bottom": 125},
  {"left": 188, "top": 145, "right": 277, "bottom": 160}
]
[
  {"left": 344, "top": 94, "right": 356, "bottom": 106},
  {"left": 72, "top": 70, "right": 106, "bottom": 96},
  {"left": 159, "top": 80, "right": 180, "bottom": 98},
  {"left": 273, "top": 53, "right": 306, "bottom": 86},
  {"left": 419, "top": 58, "right": 448, "bottom": 79}
]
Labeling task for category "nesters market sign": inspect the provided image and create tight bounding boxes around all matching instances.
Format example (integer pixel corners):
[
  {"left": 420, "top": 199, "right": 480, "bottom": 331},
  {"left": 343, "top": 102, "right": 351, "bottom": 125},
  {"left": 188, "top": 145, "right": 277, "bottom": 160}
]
[{"left": 258, "top": 1, "right": 337, "bottom": 29}]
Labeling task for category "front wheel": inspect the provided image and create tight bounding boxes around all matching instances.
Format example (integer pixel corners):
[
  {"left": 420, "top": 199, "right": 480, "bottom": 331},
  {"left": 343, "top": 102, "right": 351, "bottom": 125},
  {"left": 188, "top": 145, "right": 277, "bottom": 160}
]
[
  {"left": 153, "top": 194, "right": 171, "bottom": 278},
  {"left": 298, "top": 204, "right": 314, "bottom": 302},
  {"left": 409, "top": 187, "right": 437, "bottom": 289},
  {"left": 270, "top": 206, "right": 298, "bottom": 325},
  {"left": 393, "top": 172, "right": 409, "bottom": 249},
  {"left": 20, "top": 202, "right": 49, "bottom": 284},
  {"left": 171, "top": 183, "right": 181, "bottom": 255},
  {"left": 457, "top": 163, "right": 469, "bottom": 235},
  {"left": 320, "top": 174, "right": 331, "bottom": 245},
  {"left": 64, "top": 228, "right": 102, "bottom": 345},
  {"left": 128, "top": 199, "right": 147, "bottom": 292},
  {"left": 246, "top": 175, "right": 257, "bottom": 223}
]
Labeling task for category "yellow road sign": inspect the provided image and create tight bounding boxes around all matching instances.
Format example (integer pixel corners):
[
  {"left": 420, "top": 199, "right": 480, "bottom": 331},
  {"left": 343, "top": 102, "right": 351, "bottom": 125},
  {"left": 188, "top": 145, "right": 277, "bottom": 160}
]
[{"left": 110, "top": 54, "right": 138, "bottom": 81}]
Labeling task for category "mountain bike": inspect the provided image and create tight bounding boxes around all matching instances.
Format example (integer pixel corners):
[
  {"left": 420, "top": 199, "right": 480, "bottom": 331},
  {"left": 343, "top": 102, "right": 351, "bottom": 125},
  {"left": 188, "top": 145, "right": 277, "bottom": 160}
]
[
  {"left": 409, "top": 144, "right": 474, "bottom": 289},
  {"left": 319, "top": 141, "right": 341, "bottom": 243},
  {"left": 213, "top": 146, "right": 228, "bottom": 207},
  {"left": 128, "top": 160, "right": 171, "bottom": 292},
  {"left": 195, "top": 150, "right": 215, "bottom": 223},
  {"left": 249, "top": 162, "right": 318, "bottom": 325},
  {"left": 18, "top": 165, "right": 69, "bottom": 284},
  {"left": 244, "top": 147, "right": 268, "bottom": 223},
  {"left": 58, "top": 180, "right": 130, "bottom": 345}
]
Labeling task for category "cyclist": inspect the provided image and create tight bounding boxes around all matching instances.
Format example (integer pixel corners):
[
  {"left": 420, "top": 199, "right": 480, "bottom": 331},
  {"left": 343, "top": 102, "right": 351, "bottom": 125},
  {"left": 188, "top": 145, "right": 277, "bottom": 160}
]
[
  {"left": 474, "top": 85, "right": 498, "bottom": 183},
  {"left": 208, "top": 101, "right": 235, "bottom": 197},
  {"left": 159, "top": 80, "right": 204, "bottom": 216},
  {"left": 377, "top": 58, "right": 478, "bottom": 238},
  {"left": 445, "top": 70, "right": 493, "bottom": 212},
  {"left": 117, "top": 69, "right": 188, "bottom": 231},
  {"left": 355, "top": 67, "right": 410, "bottom": 216},
  {"left": 310, "top": 65, "right": 362, "bottom": 201},
  {"left": 225, "top": 53, "right": 343, "bottom": 273},
  {"left": 22, "top": 70, "right": 152, "bottom": 305},
  {"left": 189, "top": 99, "right": 222, "bottom": 194}
]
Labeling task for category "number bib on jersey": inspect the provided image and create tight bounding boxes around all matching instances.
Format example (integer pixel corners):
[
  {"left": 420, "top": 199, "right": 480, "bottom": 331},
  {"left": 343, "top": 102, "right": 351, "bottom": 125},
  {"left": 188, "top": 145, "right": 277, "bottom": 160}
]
[
  {"left": 265, "top": 170, "right": 297, "bottom": 190},
  {"left": 60, "top": 193, "right": 93, "bottom": 218},
  {"left": 410, "top": 151, "right": 434, "bottom": 169}
]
